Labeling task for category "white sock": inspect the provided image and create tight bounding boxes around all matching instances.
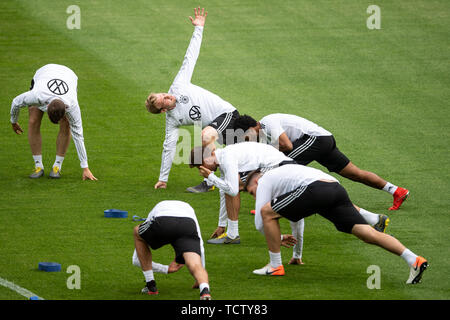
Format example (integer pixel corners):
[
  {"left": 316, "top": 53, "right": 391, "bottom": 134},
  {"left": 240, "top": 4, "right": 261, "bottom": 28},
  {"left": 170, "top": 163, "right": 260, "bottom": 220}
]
[
  {"left": 53, "top": 155, "right": 64, "bottom": 170},
  {"left": 382, "top": 182, "right": 398, "bottom": 195},
  {"left": 359, "top": 208, "right": 380, "bottom": 226},
  {"left": 33, "top": 155, "right": 44, "bottom": 169},
  {"left": 269, "top": 251, "right": 282, "bottom": 268},
  {"left": 227, "top": 219, "right": 239, "bottom": 239},
  {"left": 401, "top": 248, "right": 418, "bottom": 266},
  {"left": 142, "top": 269, "right": 154, "bottom": 282},
  {"left": 199, "top": 282, "right": 209, "bottom": 293}
]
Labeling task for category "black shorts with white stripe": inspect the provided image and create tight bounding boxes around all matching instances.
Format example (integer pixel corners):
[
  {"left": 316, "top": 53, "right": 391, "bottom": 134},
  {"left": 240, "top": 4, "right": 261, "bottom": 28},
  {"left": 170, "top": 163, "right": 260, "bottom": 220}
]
[
  {"left": 209, "top": 110, "right": 240, "bottom": 145},
  {"left": 271, "top": 181, "right": 367, "bottom": 234},
  {"left": 138, "top": 216, "right": 202, "bottom": 264},
  {"left": 286, "top": 135, "right": 350, "bottom": 173}
]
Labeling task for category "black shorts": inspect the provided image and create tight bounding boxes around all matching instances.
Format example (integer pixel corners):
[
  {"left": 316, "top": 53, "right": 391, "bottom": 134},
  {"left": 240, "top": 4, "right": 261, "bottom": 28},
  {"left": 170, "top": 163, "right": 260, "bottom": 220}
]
[
  {"left": 209, "top": 110, "right": 240, "bottom": 145},
  {"left": 138, "top": 216, "right": 202, "bottom": 264},
  {"left": 271, "top": 181, "right": 367, "bottom": 233},
  {"left": 286, "top": 135, "right": 350, "bottom": 173}
]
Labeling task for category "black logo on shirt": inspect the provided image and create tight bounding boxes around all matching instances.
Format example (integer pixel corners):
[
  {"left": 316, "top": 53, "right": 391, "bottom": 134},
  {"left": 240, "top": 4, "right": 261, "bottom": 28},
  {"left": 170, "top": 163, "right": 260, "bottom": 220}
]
[
  {"left": 47, "top": 79, "right": 69, "bottom": 95},
  {"left": 189, "top": 106, "right": 201, "bottom": 121}
]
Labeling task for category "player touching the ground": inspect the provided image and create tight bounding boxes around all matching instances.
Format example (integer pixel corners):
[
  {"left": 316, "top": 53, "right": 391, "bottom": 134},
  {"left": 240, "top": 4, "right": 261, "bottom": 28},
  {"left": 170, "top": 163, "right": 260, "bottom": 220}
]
[
  {"left": 244, "top": 165, "right": 428, "bottom": 284},
  {"left": 234, "top": 113, "right": 409, "bottom": 210},
  {"left": 189, "top": 142, "right": 300, "bottom": 248},
  {"left": 189, "top": 142, "right": 388, "bottom": 264},
  {"left": 146, "top": 7, "right": 240, "bottom": 193},
  {"left": 9, "top": 64, "right": 97, "bottom": 181},
  {"left": 133, "top": 200, "right": 212, "bottom": 299}
]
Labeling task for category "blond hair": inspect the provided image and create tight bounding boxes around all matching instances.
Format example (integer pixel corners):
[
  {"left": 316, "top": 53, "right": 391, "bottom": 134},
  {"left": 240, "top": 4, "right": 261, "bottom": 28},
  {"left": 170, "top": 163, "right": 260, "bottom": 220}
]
[{"left": 145, "top": 93, "right": 161, "bottom": 114}]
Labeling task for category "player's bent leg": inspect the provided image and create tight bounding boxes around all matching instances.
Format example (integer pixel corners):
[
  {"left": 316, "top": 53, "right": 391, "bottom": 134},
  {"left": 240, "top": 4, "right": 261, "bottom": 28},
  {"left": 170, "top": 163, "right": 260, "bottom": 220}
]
[
  {"left": 133, "top": 226, "right": 159, "bottom": 295},
  {"left": 51, "top": 117, "right": 71, "bottom": 178},
  {"left": 201, "top": 126, "right": 219, "bottom": 147},
  {"left": 28, "top": 106, "right": 44, "bottom": 155},
  {"left": 133, "top": 225, "right": 153, "bottom": 271},
  {"left": 183, "top": 252, "right": 211, "bottom": 300},
  {"left": 28, "top": 107, "right": 45, "bottom": 178},
  {"left": 338, "top": 162, "right": 387, "bottom": 189},
  {"left": 261, "top": 203, "right": 283, "bottom": 253},
  {"left": 56, "top": 116, "right": 71, "bottom": 156}
]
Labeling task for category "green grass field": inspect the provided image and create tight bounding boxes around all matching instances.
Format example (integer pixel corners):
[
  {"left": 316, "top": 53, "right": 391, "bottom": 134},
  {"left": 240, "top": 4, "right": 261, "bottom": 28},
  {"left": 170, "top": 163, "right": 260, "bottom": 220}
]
[{"left": 1, "top": 0, "right": 449, "bottom": 301}]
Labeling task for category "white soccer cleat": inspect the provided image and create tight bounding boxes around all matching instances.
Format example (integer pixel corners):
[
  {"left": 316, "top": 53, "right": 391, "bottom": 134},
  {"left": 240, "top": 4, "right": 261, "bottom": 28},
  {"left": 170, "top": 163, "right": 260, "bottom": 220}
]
[
  {"left": 406, "top": 256, "right": 428, "bottom": 284},
  {"left": 252, "top": 264, "right": 285, "bottom": 276}
]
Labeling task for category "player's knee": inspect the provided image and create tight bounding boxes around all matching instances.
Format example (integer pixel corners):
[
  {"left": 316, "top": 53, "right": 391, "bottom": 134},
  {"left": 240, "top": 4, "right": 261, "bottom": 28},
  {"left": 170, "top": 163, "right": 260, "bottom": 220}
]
[
  {"left": 28, "top": 115, "right": 42, "bottom": 128},
  {"left": 59, "top": 117, "right": 70, "bottom": 132},
  {"left": 201, "top": 127, "right": 218, "bottom": 146},
  {"left": 261, "top": 203, "right": 275, "bottom": 222},
  {"left": 133, "top": 225, "right": 140, "bottom": 238}
]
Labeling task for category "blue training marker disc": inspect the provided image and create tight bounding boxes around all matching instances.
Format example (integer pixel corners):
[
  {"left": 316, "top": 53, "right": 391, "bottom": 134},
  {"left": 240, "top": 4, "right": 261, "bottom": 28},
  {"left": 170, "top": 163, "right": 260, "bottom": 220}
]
[
  {"left": 104, "top": 209, "right": 128, "bottom": 218},
  {"left": 38, "top": 262, "right": 61, "bottom": 272}
]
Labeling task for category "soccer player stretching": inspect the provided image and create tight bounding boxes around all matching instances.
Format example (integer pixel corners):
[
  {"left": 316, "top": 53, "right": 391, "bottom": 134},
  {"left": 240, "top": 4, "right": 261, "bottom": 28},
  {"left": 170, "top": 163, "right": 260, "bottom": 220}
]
[
  {"left": 244, "top": 165, "right": 427, "bottom": 284},
  {"left": 146, "top": 8, "right": 240, "bottom": 193}
]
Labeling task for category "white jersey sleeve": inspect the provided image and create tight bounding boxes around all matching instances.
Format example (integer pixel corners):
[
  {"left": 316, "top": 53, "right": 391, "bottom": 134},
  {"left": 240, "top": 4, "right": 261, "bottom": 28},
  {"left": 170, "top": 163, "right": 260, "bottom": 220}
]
[
  {"left": 10, "top": 91, "right": 40, "bottom": 124},
  {"left": 206, "top": 149, "right": 240, "bottom": 196},
  {"left": 65, "top": 105, "right": 88, "bottom": 168},
  {"left": 158, "top": 117, "right": 180, "bottom": 182},
  {"left": 172, "top": 26, "right": 204, "bottom": 85}
]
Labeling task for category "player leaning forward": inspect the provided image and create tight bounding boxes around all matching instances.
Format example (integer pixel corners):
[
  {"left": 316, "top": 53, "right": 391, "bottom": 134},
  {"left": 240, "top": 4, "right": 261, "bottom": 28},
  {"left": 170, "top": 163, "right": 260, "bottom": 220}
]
[
  {"left": 234, "top": 113, "right": 409, "bottom": 210},
  {"left": 10, "top": 64, "right": 97, "bottom": 180},
  {"left": 146, "top": 7, "right": 239, "bottom": 193},
  {"left": 132, "top": 200, "right": 211, "bottom": 299},
  {"left": 244, "top": 164, "right": 428, "bottom": 284}
]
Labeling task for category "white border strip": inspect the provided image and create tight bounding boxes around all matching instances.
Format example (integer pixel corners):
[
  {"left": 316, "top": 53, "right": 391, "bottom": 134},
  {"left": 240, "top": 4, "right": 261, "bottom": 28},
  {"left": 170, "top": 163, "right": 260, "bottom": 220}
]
[{"left": 0, "top": 277, "right": 45, "bottom": 300}]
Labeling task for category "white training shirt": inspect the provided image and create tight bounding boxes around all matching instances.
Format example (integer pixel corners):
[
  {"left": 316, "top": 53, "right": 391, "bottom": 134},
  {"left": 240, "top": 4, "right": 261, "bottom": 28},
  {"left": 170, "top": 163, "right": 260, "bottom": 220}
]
[
  {"left": 158, "top": 26, "right": 236, "bottom": 182},
  {"left": 254, "top": 164, "right": 338, "bottom": 233},
  {"left": 259, "top": 113, "right": 332, "bottom": 146},
  {"left": 10, "top": 64, "right": 89, "bottom": 168},
  {"left": 208, "top": 142, "right": 292, "bottom": 197}
]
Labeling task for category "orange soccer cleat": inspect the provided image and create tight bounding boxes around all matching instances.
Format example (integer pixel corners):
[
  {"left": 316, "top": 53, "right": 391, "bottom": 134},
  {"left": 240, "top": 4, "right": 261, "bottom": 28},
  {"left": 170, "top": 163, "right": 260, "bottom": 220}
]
[{"left": 389, "top": 187, "right": 410, "bottom": 210}]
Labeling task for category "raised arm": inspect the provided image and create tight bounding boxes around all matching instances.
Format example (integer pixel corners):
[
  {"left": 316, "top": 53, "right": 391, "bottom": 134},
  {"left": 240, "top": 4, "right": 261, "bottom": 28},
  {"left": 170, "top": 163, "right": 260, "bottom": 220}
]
[{"left": 171, "top": 8, "right": 208, "bottom": 85}]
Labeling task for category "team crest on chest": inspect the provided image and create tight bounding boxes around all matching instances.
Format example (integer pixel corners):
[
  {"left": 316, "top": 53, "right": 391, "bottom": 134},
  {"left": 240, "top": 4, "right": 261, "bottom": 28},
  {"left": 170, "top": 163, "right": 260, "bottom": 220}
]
[{"left": 179, "top": 95, "right": 189, "bottom": 104}]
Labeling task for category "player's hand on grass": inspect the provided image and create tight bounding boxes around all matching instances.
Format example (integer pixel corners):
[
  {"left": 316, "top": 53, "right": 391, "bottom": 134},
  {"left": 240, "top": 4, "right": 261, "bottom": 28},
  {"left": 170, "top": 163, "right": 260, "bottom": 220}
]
[
  {"left": 154, "top": 181, "right": 167, "bottom": 189},
  {"left": 210, "top": 226, "right": 225, "bottom": 239},
  {"left": 12, "top": 122, "right": 23, "bottom": 135},
  {"left": 168, "top": 260, "right": 184, "bottom": 273},
  {"left": 82, "top": 167, "right": 98, "bottom": 181},
  {"left": 189, "top": 7, "right": 207, "bottom": 27},
  {"left": 288, "top": 258, "right": 304, "bottom": 265},
  {"left": 281, "top": 234, "right": 297, "bottom": 248},
  {"left": 199, "top": 166, "right": 212, "bottom": 178}
]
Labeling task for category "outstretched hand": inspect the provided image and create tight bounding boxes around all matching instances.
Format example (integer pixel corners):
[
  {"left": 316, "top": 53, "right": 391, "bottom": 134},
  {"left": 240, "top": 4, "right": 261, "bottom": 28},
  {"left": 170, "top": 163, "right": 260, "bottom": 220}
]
[
  {"left": 281, "top": 234, "right": 297, "bottom": 248},
  {"left": 189, "top": 7, "right": 207, "bottom": 27}
]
